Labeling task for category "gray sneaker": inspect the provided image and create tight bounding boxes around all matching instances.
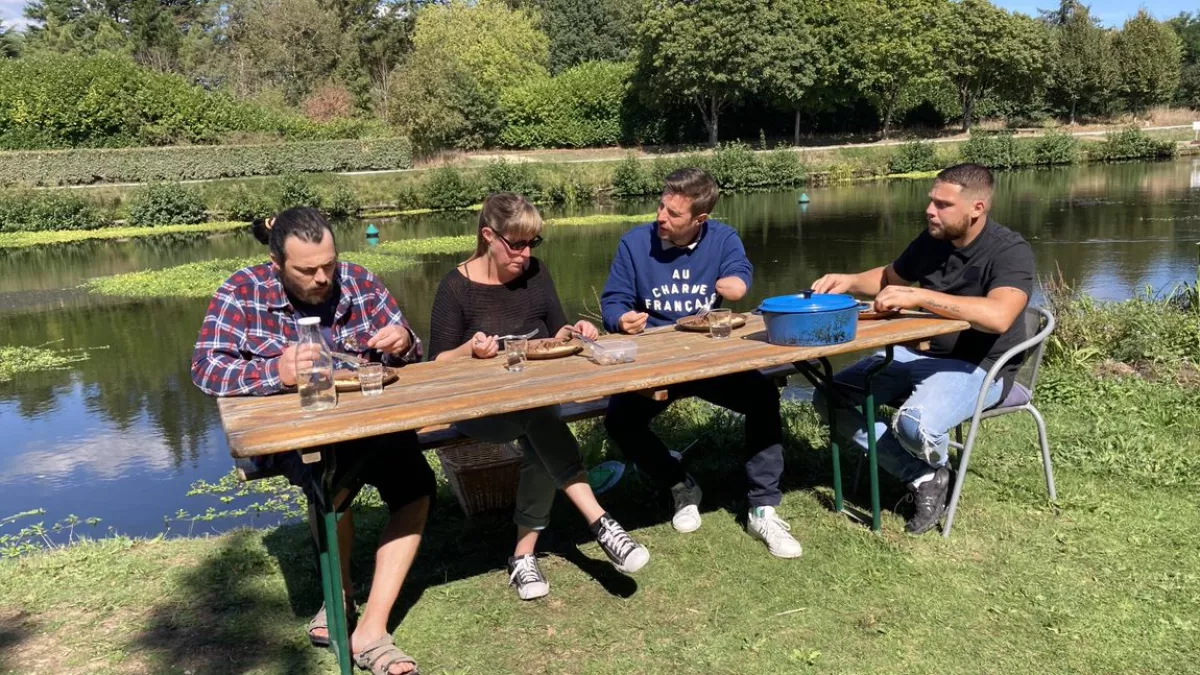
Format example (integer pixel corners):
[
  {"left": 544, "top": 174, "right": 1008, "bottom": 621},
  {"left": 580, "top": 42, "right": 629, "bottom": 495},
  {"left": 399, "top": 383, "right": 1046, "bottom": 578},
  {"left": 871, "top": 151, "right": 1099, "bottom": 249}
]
[
  {"left": 670, "top": 474, "right": 703, "bottom": 533},
  {"left": 507, "top": 554, "right": 549, "bottom": 600}
]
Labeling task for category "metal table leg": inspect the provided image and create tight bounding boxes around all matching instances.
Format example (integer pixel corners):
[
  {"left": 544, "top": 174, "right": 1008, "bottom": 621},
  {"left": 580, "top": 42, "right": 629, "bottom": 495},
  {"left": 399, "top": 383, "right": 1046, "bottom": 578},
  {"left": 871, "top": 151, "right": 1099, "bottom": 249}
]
[
  {"left": 310, "top": 447, "right": 353, "bottom": 675},
  {"left": 795, "top": 345, "right": 895, "bottom": 533},
  {"left": 861, "top": 346, "right": 895, "bottom": 533}
]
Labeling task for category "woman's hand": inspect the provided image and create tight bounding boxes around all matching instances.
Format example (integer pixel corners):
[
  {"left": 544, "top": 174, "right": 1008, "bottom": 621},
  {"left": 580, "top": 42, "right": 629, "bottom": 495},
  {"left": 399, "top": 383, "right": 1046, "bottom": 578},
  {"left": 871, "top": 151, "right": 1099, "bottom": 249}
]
[
  {"left": 557, "top": 320, "right": 599, "bottom": 340},
  {"left": 470, "top": 332, "right": 498, "bottom": 359}
]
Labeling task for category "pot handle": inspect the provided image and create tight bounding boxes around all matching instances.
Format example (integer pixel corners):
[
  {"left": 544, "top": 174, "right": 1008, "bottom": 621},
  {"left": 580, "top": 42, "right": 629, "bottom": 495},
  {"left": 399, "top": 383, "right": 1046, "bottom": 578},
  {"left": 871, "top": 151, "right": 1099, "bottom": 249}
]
[{"left": 797, "top": 288, "right": 814, "bottom": 299}]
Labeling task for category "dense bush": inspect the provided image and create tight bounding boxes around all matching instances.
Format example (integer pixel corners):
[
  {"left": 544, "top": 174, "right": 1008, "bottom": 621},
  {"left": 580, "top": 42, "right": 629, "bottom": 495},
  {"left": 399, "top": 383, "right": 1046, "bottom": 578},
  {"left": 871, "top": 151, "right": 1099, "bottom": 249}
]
[
  {"left": 227, "top": 187, "right": 274, "bottom": 221},
  {"left": 1, "top": 138, "right": 413, "bottom": 187},
  {"left": 423, "top": 167, "right": 477, "bottom": 210},
  {"left": 1088, "top": 127, "right": 1178, "bottom": 162},
  {"left": 707, "top": 143, "right": 771, "bottom": 189},
  {"left": 480, "top": 160, "right": 542, "bottom": 200},
  {"left": 499, "top": 62, "right": 631, "bottom": 148},
  {"left": 0, "top": 54, "right": 382, "bottom": 151},
  {"left": 127, "top": 183, "right": 207, "bottom": 226},
  {"left": 959, "top": 132, "right": 1032, "bottom": 169},
  {"left": 277, "top": 174, "right": 322, "bottom": 210},
  {"left": 326, "top": 185, "right": 361, "bottom": 218},
  {"left": 888, "top": 141, "right": 940, "bottom": 174},
  {"left": 762, "top": 149, "right": 806, "bottom": 187},
  {"left": 0, "top": 191, "right": 111, "bottom": 232},
  {"left": 610, "top": 155, "right": 658, "bottom": 197},
  {"left": 1031, "top": 131, "right": 1080, "bottom": 165}
]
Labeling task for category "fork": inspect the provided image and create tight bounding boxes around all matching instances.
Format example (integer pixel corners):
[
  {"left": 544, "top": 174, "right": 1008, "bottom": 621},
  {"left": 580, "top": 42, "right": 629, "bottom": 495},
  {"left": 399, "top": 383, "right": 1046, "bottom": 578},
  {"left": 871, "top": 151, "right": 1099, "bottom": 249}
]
[
  {"left": 493, "top": 329, "right": 539, "bottom": 342},
  {"left": 693, "top": 305, "right": 712, "bottom": 321}
]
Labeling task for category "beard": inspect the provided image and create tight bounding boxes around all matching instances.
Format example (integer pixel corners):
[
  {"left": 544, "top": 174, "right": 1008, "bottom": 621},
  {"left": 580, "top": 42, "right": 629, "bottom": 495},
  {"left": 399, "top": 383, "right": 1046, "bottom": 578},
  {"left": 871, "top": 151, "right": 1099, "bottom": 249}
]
[
  {"left": 284, "top": 278, "right": 333, "bottom": 305},
  {"left": 929, "top": 213, "right": 971, "bottom": 241}
]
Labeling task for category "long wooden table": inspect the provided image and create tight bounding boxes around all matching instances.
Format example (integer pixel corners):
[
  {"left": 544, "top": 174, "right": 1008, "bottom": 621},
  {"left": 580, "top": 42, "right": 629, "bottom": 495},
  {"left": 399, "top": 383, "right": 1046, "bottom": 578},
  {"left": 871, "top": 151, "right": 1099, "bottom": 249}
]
[{"left": 215, "top": 313, "right": 968, "bottom": 674}]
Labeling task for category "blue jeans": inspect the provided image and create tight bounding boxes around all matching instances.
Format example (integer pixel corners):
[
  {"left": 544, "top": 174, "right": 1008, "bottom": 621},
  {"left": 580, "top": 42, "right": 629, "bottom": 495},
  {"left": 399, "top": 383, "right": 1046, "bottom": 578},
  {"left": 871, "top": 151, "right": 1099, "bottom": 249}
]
[{"left": 812, "top": 348, "right": 1002, "bottom": 485}]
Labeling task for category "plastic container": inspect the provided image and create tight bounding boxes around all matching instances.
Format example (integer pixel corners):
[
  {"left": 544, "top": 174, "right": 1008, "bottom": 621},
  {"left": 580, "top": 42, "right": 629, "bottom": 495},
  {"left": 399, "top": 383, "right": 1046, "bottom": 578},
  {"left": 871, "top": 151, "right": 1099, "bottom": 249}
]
[
  {"left": 588, "top": 339, "right": 638, "bottom": 365},
  {"left": 757, "top": 290, "right": 859, "bottom": 347}
]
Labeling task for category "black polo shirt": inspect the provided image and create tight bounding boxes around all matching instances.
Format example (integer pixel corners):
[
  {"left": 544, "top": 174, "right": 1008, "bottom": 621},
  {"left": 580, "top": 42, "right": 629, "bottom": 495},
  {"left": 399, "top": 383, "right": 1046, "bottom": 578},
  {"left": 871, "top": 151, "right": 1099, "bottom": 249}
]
[{"left": 892, "top": 219, "right": 1035, "bottom": 391}]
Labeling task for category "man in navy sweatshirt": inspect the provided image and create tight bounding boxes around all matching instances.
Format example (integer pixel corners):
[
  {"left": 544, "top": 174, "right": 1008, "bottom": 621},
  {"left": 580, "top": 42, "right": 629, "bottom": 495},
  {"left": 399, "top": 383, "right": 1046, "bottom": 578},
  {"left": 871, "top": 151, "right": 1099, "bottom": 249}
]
[{"left": 600, "top": 168, "right": 802, "bottom": 559}]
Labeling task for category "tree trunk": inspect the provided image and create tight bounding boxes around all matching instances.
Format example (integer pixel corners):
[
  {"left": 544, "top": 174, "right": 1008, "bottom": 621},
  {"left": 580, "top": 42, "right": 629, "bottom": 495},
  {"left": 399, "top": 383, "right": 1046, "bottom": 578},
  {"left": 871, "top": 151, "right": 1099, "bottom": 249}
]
[
  {"left": 1069, "top": 98, "right": 1077, "bottom": 126},
  {"left": 962, "top": 96, "right": 973, "bottom": 133},
  {"left": 794, "top": 109, "right": 801, "bottom": 147},
  {"left": 708, "top": 96, "right": 720, "bottom": 146}
]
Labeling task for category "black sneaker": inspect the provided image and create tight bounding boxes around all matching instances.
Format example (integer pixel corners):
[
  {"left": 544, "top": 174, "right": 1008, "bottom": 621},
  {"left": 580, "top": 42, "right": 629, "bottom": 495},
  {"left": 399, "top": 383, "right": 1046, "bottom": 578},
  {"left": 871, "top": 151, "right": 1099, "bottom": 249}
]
[
  {"left": 507, "top": 554, "right": 549, "bottom": 601},
  {"left": 592, "top": 513, "right": 650, "bottom": 574},
  {"left": 905, "top": 467, "right": 950, "bottom": 535}
]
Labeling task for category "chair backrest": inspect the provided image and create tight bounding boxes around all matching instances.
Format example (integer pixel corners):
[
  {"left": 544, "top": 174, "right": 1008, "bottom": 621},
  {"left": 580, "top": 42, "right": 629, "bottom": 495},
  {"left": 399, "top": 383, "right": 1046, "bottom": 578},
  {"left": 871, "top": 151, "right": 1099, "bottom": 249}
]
[{"left": 1013, "top": 305, "right": 1055, "bottom": 395}]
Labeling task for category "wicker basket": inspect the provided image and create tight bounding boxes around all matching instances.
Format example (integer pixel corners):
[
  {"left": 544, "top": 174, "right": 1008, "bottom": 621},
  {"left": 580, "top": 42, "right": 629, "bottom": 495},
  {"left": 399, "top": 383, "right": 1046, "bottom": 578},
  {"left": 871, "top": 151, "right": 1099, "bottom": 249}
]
[{"left": 435, "top": 441, "right": 523, "bottom": 516}]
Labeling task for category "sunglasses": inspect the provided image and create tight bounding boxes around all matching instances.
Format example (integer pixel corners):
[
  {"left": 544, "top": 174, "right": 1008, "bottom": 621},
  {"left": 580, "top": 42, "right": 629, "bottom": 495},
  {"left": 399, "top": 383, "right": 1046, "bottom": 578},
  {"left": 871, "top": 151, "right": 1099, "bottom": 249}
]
[{"left": 490, "top": 228, "right": 544, "bottom": 252}]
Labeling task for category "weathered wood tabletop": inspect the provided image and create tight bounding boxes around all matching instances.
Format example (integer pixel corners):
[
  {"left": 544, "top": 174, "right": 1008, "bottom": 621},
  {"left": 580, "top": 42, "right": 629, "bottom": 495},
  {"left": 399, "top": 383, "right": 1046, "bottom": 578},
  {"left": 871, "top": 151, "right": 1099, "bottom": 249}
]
[{"left": 217, "top": 314, "right": 969, "bottom": 458}]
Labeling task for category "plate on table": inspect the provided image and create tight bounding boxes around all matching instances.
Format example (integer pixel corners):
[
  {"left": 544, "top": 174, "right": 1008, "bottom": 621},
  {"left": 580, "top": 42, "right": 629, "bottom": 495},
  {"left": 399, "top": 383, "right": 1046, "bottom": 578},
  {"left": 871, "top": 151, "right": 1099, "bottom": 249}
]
[
  {"left": 857, "top": 303, "right": 900, "bottom": 320},
  {"left": 525, "top": 337, "right": 584, "bottom": 360},
  {"left": 675, "top": 312, "right": 748, "bottom": 332},
  {"left": 333, "top": 367, "right": 399, "bottom": 392}
]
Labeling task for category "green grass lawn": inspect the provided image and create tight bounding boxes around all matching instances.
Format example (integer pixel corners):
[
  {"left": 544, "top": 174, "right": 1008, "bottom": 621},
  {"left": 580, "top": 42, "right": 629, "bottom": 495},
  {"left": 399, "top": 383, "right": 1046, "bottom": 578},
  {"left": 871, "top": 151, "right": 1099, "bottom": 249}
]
[{"left": 1, "top": 363, "right": 1197, "bottom": 674}]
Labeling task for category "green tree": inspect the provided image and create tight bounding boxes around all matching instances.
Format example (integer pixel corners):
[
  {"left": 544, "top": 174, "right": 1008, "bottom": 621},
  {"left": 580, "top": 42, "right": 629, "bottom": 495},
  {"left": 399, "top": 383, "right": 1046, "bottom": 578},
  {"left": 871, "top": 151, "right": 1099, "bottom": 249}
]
[
  {"left": 1047, "top": 1, "right": 1118, "bottom": 124},
  {"left": 0, "top": 23, "right": 22, "bottom": 59},
  {"left": 1167, "top": 12, "right": 1200, "bottom": 107},
  {"left": 845, "top": 0, "right": 948, "bottom": 138},
  {"left": 388, "top": 0, "right": 549, "bottom": 150},
  {"left": 225, "top": 0, "right": 343, "bottom": 104},
  {"left": 635, "top": 0, "right": 776, "bottom": 146},
  {"left": 535, "top": 0, "right": 639, "bottom": 73},
  {"left": 1113, "top": 9, "right": 1183, "bottom": 114},
  {"left": 763, "top": 0, "right": 820, "bottom": 146},
  {"left": 942, "top": 0, "right": 1049, "bottom": 131}
]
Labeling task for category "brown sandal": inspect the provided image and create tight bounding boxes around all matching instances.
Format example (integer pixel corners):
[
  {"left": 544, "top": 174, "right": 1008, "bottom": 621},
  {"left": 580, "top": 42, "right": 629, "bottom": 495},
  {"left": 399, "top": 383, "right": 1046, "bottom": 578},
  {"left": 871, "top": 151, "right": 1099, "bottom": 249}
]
[
  {"left": 307, "top": 600, "right": 359, "bottom": 648},
  {"left": 352, "top": 636, "right": 420, "bottom": 675}
]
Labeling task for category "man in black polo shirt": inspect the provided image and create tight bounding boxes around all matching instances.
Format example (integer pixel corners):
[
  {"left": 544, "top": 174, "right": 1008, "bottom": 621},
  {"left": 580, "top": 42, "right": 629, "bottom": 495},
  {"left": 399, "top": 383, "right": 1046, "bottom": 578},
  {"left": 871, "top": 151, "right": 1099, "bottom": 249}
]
[{"left": 811, "top": 163, "right": 1034, "bottom": 535}]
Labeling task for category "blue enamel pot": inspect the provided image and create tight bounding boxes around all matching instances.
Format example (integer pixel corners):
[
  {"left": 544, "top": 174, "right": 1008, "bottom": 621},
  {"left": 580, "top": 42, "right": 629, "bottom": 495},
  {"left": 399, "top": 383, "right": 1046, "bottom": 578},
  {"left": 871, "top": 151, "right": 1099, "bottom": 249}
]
[{"left": 757, "top": 290, "right": 860, "bottom": 347}]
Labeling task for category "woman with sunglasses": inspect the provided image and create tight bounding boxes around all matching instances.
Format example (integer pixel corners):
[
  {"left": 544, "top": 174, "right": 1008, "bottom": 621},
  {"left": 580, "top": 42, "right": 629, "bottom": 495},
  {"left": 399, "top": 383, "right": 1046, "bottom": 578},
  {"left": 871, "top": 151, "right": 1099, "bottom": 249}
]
[{"left": 428, "top": 192, "right": 650, "bottom": 601}]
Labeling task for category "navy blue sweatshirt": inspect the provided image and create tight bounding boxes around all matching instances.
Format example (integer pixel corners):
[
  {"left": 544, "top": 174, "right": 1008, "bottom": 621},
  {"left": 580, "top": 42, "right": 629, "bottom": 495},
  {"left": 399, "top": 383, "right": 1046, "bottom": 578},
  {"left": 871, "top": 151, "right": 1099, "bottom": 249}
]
[{"left": 600, "top": 220, "right": 753, "bottom": 332}]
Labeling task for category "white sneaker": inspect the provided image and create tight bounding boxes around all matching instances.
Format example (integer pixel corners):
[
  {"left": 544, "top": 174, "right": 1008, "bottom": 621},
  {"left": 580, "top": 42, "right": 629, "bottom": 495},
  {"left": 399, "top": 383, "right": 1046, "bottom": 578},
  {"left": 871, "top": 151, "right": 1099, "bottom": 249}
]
[
  {"left": 670, "top": 476, "right": 703, "bottom": 533},
  {"left": 747, "top": 506, "right": 803, "bottom": 558}
]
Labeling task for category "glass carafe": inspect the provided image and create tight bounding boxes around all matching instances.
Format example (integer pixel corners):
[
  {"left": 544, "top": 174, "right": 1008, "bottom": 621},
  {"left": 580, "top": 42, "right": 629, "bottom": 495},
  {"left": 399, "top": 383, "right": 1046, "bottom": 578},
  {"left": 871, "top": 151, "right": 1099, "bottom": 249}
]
[{"left": 296, "top": 316, "right": 337, "bottom": 411}]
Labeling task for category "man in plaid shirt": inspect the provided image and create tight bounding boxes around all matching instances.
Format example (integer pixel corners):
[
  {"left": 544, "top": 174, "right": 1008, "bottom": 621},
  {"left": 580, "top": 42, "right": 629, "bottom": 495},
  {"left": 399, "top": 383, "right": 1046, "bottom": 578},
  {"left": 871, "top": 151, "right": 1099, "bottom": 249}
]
[{"left": 191, "top": 207, "right": 428, "bottom": 674}]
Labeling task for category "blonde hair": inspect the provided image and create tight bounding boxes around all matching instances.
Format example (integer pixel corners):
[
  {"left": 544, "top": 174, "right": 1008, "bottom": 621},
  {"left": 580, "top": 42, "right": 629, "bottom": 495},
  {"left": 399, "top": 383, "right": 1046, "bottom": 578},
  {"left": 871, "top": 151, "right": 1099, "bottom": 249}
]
[{"left": 473, "top": 192, "right": 543, "bottom": 258}]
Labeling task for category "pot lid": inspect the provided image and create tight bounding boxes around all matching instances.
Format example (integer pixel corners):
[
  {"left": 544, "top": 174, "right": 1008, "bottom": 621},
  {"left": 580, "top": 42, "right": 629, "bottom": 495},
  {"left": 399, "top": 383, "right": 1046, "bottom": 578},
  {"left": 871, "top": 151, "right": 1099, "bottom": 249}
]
[{"left": 759, "top": 290, "right": 858, "bottom": 314}]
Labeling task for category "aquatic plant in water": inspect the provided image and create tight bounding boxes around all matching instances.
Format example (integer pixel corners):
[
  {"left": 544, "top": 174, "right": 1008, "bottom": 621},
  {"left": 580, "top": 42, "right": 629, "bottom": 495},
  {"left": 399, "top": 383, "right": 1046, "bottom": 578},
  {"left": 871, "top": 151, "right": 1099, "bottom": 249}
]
[{"left": 0, "top": 343, "right": 95, "bottom": 382}]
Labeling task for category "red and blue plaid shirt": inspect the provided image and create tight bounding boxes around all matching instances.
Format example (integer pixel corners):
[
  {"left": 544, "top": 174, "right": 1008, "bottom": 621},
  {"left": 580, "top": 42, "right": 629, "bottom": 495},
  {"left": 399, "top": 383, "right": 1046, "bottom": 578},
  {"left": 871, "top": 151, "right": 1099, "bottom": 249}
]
[{"left": 191, "top": 261, "right": 421, "bottom": 397}]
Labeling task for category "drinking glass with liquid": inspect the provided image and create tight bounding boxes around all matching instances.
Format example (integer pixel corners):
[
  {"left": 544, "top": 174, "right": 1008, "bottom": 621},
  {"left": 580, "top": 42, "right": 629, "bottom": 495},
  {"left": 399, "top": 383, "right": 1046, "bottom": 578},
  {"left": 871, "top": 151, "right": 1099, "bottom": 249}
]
[
  {"left": 296, "top": 316, "right": 337, "bottom": 411},
  {"left": 505, "top": 338, "right": 528, "bottom": 372},
  {"left": 708, "top": 308, "right": 733, "bottom": 339}
]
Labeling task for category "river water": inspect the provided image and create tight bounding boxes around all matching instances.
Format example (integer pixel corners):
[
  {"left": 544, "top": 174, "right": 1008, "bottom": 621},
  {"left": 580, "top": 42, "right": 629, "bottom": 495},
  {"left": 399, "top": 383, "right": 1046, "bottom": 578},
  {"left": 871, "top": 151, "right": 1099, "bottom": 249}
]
[{"left": 2, "top": 158, "right": 1198, "bottom": 538}]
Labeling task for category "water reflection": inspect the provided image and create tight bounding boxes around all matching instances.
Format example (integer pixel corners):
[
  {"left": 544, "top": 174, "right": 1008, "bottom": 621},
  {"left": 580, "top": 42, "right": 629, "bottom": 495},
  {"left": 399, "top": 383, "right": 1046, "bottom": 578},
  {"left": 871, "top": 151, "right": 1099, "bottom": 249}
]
[{"left": 1, "top": 159, "right": 1197, "bottom": 536}]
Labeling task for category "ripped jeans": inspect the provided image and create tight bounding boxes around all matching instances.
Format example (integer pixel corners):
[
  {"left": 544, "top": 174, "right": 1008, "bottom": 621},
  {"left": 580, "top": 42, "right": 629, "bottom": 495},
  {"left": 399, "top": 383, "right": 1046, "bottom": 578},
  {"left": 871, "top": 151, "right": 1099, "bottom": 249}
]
[{"left": 812, "top": 347, "right": 1002, "bottom": 486}]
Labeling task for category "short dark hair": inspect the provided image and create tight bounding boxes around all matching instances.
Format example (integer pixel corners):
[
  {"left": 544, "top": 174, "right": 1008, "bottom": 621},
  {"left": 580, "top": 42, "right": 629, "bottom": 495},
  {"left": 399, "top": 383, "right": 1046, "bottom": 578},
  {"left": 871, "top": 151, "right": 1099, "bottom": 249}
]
[
  {"left": 255, "top": 207, "right": 335, "bottom": 262},
  {"left": 935, "top": 163, "right": 994, "bottom": 194},
  {"left": 663, "top": 167, "right": 720, "bottom": 217}
]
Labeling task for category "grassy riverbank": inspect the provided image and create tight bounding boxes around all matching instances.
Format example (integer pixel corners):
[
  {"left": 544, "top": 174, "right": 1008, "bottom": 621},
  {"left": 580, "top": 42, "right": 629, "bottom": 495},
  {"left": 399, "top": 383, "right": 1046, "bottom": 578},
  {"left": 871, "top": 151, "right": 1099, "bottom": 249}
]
[
  {"left": 0, "top": 127, "right": 1188, "bottom": 242},
  {"left": 1, "top": 291, "right": 1196, "bottom": 674},
  {"left": 0, "top": 221, "right": 248, "bottom": 250}
]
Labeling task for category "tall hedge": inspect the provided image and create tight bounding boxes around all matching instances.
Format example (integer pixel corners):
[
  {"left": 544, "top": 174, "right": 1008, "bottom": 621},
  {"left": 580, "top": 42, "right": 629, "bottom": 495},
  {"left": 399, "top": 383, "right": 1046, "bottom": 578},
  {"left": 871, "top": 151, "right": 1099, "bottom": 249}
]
[
  {"left": 0, "top": 54, "right": 384, "bottom": 151},
  {"left": 499, "top": 61, "right": 631, "bottom": 148},
  {"left": 0, "top": 138, "right": 413, "bottom": 187}
]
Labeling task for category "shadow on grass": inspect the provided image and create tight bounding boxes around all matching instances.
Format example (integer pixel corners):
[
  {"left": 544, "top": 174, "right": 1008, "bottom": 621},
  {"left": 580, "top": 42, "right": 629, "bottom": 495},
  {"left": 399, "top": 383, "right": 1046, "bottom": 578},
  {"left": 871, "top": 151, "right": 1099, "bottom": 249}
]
[
  {"left": 130, "top": 529, "right": 324, "bottom": 675},
  {"left": 125, "top": 401, "right": 913, "bottom": 672},
  {"left": 0, "top": 610, "right": 34, "bottom": 673}
]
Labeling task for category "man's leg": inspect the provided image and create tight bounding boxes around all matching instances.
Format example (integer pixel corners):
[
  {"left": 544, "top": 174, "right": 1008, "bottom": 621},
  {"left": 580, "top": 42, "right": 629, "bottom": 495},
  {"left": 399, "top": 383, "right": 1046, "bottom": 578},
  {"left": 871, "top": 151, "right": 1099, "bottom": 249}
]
[
  {"left": 687, "top": 371, "right": 784, "bottom": 508},
  {"left": 686, "top": 371, "right": 801, "bottom": 558},
  {"left": 603, "top": 393, "right": 680, "bottom": 491},
  {"left": 349, "top": 432, "right": 435, "bottom": 674},
  {"left": 604, "top": 392, "right": 700, "bottom": 532},
  {"left": 887, "top": 356, "right": 1002, "bottom": 534},
  {"left": 812, "top": 348, "right": 931, "bottom": 485}
]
